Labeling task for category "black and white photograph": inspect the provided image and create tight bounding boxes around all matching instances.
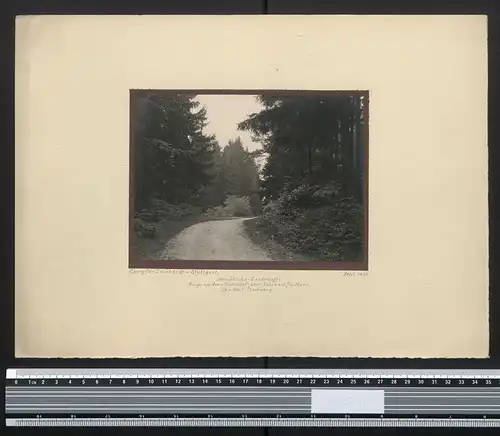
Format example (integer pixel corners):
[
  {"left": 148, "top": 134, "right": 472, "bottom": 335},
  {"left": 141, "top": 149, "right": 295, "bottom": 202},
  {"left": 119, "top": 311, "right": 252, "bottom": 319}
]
[{"left": 130, "top": 90, "right": 368, "bottom": 269}]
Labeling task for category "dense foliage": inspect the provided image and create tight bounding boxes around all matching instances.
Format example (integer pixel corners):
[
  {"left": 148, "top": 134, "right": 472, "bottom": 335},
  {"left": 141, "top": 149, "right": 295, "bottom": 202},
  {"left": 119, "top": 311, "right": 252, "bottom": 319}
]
[
  {"left": 133, "top": 91, "right": 219, "bottom": 211},
  {"left": 238, "top": 93, "right": 366, "bottom": 260},
  {"left": 131, "top": 91, "right": 260, "bottom": 239},
  {"left": 258, "top": 185, "right": 364, "bottom": 260},
  {"left": 222, "top": 137, "right": 261, "bottom": 214}
]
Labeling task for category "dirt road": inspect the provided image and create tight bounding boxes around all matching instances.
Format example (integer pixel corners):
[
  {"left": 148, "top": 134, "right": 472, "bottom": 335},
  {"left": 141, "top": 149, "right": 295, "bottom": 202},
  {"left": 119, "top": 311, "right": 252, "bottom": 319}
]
[{"left": 159, "top": 217, "right": 273, "bottom": 261}]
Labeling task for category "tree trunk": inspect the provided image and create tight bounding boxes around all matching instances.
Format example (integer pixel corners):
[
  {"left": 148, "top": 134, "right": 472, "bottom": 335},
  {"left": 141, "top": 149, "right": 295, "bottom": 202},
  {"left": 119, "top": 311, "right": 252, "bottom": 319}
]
[{"left": 308, "top": 143, "right": 312, "bottom": 177}]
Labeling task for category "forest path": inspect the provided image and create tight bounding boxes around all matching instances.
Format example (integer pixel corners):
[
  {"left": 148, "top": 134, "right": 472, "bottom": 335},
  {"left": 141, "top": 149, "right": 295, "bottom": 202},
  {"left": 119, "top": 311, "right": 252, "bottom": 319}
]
[{"left": 159, "top": 217, "right": 273, "bottom": 261}]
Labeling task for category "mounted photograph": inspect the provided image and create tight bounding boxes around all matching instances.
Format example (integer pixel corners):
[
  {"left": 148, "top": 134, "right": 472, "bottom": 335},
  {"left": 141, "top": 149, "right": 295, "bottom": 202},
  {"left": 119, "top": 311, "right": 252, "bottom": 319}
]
[
  {"left": 129, "top": 90, "right": 368, "bottom": 270},
  {"left": 16, "top": 15, "right": 487, "bottom": 360}
]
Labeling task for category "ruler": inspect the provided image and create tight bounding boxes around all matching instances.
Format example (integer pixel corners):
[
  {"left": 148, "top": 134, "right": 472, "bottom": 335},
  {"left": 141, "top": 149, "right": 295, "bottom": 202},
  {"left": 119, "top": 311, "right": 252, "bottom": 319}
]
[{"left": 6, "top": 368, "right": 500, "bottom": 427}]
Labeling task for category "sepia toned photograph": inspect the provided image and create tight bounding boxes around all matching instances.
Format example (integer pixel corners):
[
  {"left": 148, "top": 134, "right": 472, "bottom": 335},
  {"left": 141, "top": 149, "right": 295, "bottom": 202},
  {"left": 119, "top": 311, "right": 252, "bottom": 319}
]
[{"left": 129, "top": 90, "right": 368, "bottom": 270}]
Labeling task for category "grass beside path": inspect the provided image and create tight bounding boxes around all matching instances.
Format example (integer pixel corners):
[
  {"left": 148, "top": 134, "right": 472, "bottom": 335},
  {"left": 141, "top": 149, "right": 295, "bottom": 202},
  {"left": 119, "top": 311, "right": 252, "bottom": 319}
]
[
  {"left": 242, "top": 217, "right": 308, "bottom": 262},
  {"left": 132, "top": 214, "right": 202, "bottom": 260}
]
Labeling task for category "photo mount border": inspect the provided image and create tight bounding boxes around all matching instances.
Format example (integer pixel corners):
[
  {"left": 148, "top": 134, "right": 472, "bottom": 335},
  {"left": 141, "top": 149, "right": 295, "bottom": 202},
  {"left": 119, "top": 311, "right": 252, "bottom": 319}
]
[{"left": 128, "top": 89, "right": 369, "bottom": 271}]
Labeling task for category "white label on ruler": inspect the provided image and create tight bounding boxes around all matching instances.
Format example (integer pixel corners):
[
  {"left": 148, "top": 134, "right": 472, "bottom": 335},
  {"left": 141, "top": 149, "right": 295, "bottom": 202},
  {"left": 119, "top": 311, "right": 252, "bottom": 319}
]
[{"left": 311, "top": 389, "right": 385, "bottom": 414}]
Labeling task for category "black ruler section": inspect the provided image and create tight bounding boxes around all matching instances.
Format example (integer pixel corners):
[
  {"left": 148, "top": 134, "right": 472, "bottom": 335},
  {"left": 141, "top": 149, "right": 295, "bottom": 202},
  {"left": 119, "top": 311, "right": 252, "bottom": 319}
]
[
  {"left": 6, "top": 377, "right": 500, "bottom": 387},
  {"left": 8, "top": 370, "right": 500, "bottom": 424}
]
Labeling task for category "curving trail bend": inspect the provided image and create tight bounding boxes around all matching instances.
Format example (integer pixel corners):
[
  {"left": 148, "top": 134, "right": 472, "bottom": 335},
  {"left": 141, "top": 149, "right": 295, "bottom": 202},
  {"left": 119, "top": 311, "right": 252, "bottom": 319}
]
[{"left": 159, "top": 217, "right": 272, "bottom": 261}]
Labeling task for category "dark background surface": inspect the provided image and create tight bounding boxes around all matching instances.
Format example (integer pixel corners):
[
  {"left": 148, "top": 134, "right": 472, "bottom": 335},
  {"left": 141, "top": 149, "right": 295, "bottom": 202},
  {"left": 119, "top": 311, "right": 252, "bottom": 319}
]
[{"left": 2, "top": 0, "right": 499, "bottom": 434}]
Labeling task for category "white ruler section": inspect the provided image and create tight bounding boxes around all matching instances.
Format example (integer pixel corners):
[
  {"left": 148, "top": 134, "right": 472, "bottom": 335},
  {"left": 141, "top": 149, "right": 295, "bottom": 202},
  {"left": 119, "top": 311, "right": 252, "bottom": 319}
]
[{"left": 7, "top": 369, "right": 500, "bottom": 379}]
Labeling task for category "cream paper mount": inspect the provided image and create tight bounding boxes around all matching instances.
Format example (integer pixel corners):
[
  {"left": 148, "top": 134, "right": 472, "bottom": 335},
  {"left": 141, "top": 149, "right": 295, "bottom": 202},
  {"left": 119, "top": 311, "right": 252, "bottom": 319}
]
[{"left": 15, "top": 15, "right": 488, "bottom": 358}]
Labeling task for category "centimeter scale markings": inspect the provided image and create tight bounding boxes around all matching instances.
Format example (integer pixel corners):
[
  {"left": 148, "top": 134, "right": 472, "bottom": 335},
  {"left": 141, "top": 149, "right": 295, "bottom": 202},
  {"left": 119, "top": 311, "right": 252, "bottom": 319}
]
[{"left": 6, "top": 369, "right": 500, "bottom": 427}]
